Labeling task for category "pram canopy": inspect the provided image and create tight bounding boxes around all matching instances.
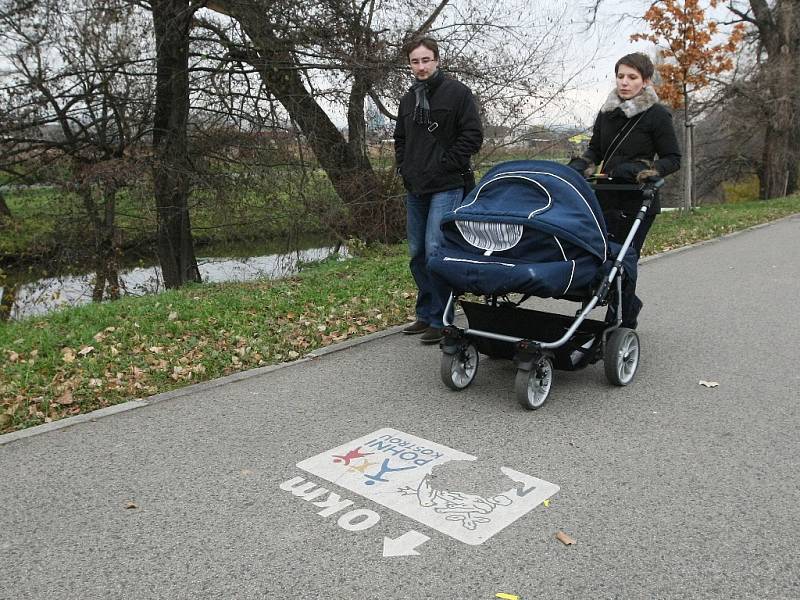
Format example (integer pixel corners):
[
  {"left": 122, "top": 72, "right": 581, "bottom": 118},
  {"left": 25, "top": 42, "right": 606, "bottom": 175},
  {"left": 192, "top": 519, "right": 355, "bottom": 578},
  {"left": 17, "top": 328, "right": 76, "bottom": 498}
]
[{"left": 428, "top": 160, "right": 636, "bottom": 298}]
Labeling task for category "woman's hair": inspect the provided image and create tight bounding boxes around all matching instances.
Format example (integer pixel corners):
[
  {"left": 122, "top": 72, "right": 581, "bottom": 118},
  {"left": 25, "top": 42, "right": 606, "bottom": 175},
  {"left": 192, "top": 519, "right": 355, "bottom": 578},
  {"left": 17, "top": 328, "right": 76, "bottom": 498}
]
[
  {"left": 403, "top": 36, "right": 439, "bottom": 61},
  {"left": 615, "top": 53, "right": 655, "bottom": 80}
]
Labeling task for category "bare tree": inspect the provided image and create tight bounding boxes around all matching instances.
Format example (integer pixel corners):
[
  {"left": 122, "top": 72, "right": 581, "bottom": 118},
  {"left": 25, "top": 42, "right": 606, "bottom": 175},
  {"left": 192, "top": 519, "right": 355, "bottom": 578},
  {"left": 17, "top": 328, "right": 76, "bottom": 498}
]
[
  {"left": 190, "top": 0, "right": 578, "bottom": 240},
  {"left": 0, "top": 0, "right": 154, "bottom": 300}
]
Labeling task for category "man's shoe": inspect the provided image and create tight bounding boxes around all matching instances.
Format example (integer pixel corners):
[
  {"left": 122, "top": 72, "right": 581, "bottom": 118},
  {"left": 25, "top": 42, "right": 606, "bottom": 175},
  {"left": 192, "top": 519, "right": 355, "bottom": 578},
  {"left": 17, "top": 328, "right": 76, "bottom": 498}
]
[
  {"left": 402, "top": 319, "right": 429, "bottom": 335},
  {"left": 419, "top": 327, "right": 443, "bottom": 344}
]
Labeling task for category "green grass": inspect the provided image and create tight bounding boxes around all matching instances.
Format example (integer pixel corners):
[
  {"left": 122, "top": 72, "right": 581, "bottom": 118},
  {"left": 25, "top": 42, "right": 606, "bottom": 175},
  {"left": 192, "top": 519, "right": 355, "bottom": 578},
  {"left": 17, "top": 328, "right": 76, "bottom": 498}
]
[
  {"left": 1, "top": 193, "right": 799, "bottom": 434},
  {"left": 0, "top": 246, "right": 416, "bottom": 432},
  {"left": 643, "top": 195, "right": 800, "bottom": 255}
]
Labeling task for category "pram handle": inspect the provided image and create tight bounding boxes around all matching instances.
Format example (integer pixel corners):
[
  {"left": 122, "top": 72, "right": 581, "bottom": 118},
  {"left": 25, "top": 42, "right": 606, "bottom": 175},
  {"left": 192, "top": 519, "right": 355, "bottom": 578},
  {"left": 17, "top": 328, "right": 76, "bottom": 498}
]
[
  {"left": 589, "top": 176, "right": 664, "bottom": 212},
  {"left": 588, "top": 177, "right": 664, "bottom": 193}
]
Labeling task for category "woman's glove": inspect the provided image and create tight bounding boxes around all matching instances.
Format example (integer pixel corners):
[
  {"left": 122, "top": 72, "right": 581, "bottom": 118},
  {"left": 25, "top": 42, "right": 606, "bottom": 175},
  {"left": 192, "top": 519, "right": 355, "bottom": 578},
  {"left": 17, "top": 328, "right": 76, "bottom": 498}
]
[
  {"left": 567, "top": 157, "right": 595, "bottom": 178},
  {"left": 611, "top": 160, "right": 655, "bottom": 183},
  {"left": 635, "top": 169, "right": 660, "bottom": 183}
]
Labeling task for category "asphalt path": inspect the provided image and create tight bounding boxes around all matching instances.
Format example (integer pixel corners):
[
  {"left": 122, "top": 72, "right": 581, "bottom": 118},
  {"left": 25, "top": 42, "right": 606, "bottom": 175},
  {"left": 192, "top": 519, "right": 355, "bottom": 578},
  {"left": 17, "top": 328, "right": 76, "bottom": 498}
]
[{"left": 2, "top": 216, "right": 799, "bottom": 600}]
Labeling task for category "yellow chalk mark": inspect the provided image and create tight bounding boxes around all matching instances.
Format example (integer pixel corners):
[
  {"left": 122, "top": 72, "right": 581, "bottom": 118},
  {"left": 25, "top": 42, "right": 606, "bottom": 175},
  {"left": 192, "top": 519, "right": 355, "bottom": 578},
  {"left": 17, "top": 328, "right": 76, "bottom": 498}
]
[{"left": 496, "top": 594, "right": 519, "bottom": 600}]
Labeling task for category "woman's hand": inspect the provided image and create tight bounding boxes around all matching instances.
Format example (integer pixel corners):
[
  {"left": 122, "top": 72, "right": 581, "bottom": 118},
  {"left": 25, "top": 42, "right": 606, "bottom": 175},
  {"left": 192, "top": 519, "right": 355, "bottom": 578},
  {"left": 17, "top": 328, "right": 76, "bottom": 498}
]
[{"left": 635, "top": 169, "right": 659, "bottom": 183}]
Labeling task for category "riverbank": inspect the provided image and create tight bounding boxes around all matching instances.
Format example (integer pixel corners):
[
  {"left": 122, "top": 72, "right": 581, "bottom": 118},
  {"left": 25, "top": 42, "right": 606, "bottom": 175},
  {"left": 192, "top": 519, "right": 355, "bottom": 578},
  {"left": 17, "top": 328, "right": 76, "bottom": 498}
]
[{"left": 2, "top": 195, "right": 800, "bottom": 434}]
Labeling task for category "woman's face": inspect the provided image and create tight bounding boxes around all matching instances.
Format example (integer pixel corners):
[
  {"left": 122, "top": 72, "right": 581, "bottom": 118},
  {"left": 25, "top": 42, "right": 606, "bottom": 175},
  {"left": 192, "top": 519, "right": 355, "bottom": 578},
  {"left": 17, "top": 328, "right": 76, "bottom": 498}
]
[{"left": 616, "top": 64, "right": 649, "bottom": 100}]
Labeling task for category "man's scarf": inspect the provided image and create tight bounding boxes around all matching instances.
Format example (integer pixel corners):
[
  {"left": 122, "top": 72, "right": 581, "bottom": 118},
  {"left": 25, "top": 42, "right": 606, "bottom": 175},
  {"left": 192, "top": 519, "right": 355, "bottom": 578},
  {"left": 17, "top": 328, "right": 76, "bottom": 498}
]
[{"left": 410, "top": 69, "right": 443, "bottom": 125}]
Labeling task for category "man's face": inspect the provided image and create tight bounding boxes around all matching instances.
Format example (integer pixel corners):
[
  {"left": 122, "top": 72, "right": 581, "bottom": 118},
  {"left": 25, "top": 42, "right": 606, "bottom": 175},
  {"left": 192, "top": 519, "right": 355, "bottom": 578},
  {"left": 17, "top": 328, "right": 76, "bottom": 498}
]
[{"left": 408, "top": 45, "right": 438, "bottom": 80}]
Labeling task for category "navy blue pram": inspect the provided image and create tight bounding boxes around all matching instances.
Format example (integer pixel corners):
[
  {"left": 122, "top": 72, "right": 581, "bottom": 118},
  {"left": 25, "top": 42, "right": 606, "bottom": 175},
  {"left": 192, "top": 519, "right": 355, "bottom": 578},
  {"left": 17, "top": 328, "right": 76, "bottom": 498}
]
[{"left": 428, "top": 159, "right": 662, "bottom": 410}]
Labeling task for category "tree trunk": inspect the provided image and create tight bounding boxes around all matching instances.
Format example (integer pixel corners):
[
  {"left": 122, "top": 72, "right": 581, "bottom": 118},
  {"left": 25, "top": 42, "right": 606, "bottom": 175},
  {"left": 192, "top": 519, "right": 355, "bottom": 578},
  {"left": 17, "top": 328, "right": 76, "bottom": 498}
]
[
  {"left": 235, "top": 14, "right": 390, "bottom": 240},
  {"left": 348, "top": 73, "right": 372, "bottom": 173},
  {"left": 0, "top": 283, "right": 16, "bottom": 322},
  {"left": 761, "top": 121, "right": 791, "bottom": 199},
  {"left": 92, "top": 186, "right": 121, "bottom": 302},
  {"left": 77, "top": 181, "right": 121, "bottom": 302},
  {"left": 0, "top": 191, "right": 11, "bottom": 220},
  {"left": 749, "top": 0, "right": 798, "bottom": 199},
  {"left": 152, "top": 0, "right": 201, "bottom": 287}
]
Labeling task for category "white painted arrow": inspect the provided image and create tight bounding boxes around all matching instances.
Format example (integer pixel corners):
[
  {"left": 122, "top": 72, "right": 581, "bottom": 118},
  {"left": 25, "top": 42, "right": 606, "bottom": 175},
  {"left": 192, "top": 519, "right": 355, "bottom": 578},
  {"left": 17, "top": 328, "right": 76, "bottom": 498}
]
[{"left": 382, "top": 530, "right": 430, "bottom": 557}]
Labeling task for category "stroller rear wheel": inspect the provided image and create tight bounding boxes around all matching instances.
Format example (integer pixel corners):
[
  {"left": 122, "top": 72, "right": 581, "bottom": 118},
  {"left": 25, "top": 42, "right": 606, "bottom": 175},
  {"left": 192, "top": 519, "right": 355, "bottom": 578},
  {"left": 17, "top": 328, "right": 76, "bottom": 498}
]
[
  {"left": 441, "top": 343, "right": 479, "bottom": 390},
  {"left": 515, "top": 356, "right": 553, "bottom": 410},
  {"left": 604, "top": 327, "right": 640, "bottom": 386}
]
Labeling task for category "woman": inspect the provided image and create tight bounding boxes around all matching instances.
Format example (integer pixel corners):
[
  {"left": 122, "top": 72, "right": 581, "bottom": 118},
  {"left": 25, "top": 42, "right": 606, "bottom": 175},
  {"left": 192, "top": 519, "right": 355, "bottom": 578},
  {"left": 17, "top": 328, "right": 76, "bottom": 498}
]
[{"left": 569, "top": 52, "right": 681, "bottom": 328}]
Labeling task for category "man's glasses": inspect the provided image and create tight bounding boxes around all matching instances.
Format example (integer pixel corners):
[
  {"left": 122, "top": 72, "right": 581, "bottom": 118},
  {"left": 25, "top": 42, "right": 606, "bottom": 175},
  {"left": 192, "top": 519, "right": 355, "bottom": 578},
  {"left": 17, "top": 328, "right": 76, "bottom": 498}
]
[{"left": 410, "top": 57, "right": 436, "bottom": 65}]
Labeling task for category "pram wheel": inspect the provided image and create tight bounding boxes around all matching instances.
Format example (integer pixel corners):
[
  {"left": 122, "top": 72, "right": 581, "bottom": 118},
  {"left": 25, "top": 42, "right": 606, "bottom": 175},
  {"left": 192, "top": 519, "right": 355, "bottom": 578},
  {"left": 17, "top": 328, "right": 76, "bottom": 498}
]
[
  {"left": 515, "top": 356, "right": 553, "bottom": 410},
  {"left": 440, "top": 343, "right": 479, "bottom": 390},
  {"left": 604, "top": 327, "right": 640, "bottom": 386}
]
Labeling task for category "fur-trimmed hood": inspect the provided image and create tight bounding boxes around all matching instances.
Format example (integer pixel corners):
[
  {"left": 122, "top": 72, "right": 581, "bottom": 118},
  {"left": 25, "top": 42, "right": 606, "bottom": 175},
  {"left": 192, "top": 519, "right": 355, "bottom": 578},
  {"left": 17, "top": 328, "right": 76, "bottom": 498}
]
[{"left": 601, "top": 85, "right": 660, "bottom": 118}]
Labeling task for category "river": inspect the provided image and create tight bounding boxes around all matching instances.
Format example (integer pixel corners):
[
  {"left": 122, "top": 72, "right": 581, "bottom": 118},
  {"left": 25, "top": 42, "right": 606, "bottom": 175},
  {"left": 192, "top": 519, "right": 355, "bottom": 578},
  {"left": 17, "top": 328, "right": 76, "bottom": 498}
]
[{"left": 1, "top": 242, "right": 348, "bottom": 321}]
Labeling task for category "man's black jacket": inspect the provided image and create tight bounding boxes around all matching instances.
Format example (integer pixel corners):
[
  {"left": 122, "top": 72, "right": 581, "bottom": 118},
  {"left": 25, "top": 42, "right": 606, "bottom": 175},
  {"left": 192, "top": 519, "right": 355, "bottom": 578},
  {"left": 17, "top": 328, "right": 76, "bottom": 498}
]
[{"left": 394, "top": 74, "right": 483, "bottom": 195}]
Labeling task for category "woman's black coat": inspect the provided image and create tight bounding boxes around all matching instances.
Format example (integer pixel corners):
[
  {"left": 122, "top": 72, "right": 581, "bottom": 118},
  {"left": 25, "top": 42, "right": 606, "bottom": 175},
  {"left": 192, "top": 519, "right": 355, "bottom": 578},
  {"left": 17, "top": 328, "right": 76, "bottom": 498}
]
[{"left": 585, "top": 102, "right": 681, "bottom": 183}]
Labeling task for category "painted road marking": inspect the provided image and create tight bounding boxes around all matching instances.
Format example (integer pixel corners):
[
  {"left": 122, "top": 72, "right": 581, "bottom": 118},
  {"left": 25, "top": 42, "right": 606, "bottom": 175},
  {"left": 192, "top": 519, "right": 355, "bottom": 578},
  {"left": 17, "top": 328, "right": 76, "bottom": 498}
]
[
  {"left": 296, "top": 428, "right": 559, "bottom": 546},
  {"left": 382, "top": 530, "right": 430, "bottom": 557}
]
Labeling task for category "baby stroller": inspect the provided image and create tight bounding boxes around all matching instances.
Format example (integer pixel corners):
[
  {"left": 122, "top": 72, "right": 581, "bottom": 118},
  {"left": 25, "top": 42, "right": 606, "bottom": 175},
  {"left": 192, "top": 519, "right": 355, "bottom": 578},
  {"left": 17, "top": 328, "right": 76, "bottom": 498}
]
[{"left": 427, "top": 159, "right": 663, "bottom": 410}]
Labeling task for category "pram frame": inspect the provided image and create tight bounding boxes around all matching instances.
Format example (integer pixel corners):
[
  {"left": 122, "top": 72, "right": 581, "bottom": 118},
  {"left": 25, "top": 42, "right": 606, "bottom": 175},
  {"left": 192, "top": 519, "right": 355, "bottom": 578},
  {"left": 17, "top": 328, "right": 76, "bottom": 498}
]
[{"left": 439, "top": 177, "right": 664, "bottom": 409}]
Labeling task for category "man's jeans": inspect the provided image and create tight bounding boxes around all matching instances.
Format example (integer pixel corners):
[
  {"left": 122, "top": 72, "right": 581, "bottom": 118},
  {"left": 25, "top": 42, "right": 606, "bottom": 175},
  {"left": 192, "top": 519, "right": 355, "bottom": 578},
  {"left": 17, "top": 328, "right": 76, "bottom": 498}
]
[{"left": 406, "top": 188, "right": 463, "bottom": 328}]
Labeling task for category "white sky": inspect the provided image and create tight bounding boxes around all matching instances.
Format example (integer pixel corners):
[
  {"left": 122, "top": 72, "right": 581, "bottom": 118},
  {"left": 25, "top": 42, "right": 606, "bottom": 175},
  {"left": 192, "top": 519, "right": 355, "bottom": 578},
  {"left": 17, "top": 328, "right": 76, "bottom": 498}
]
[{"left": 547, "top": 3, "right": 656, "bottom": 128}]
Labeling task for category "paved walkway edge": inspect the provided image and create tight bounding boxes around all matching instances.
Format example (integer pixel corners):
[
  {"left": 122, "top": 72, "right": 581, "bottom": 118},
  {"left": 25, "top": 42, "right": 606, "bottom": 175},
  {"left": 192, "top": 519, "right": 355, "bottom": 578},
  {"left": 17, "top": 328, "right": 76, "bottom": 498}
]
[{"left": 2, "top": 212, "right": 798, "bottom": 446}]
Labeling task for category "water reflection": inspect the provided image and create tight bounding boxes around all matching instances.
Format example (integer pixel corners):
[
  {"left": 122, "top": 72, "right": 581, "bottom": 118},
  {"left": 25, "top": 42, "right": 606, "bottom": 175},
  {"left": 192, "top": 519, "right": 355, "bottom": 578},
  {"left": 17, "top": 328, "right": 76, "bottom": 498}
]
[{"left": 2, "top": 245, "right": 347, "bottom": 320}]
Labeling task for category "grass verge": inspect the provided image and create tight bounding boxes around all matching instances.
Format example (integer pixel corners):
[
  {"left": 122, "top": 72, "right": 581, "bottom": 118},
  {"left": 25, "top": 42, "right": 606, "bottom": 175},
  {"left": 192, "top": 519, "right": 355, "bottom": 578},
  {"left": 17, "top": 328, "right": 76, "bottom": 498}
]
[{"left": 2, "top": 195, "right": 799, "bottom": 434}]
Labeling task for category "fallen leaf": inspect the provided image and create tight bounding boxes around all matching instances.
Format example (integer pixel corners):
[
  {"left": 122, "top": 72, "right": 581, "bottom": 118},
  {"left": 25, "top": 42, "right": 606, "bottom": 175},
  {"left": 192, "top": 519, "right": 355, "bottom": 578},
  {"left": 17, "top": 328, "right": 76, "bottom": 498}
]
[
  {"left": 496, "top": 594, "right": 519, "bottom": 600},
  {"left": 148, "top": 346, "right": 163, "bottom": 354},
  {"left": 287, "top": 350, "right": 300, "bottom": 359},
  {"left": 543, "top": 499, "right": 551, "bottom": 507},
  {"left": 8, "top": 351, "right": 19, "bottom": 362},
  {"left": 0, "top": 414, "right": 12, "bottom": 429},
  {"left": 62, "top": 348, "right": 76, "bottom": 363},
  {"left": 556, "top": 531, "right": 576, "bottom": 545},
  {"left": 699, "top": 380, "right": 719, "bottom": 388},
  {"left": 168, "top": 311, "right": 179, "bottom": 321},
  {"left": 78, "top": 346, "right": 95, "bottom": 356},
  {"left": 124, "top": 502, "right": 138, "bottom": 509},
  {"left": 54, "top": 390, "right": 74, "bottom": 405}
]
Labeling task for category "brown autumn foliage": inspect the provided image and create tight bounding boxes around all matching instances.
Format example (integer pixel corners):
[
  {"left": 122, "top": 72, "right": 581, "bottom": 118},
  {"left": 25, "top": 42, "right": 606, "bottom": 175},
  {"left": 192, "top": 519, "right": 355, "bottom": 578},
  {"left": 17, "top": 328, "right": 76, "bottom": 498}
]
[{"left": 631, "top": 0, "right": 746, "bottom": 112}]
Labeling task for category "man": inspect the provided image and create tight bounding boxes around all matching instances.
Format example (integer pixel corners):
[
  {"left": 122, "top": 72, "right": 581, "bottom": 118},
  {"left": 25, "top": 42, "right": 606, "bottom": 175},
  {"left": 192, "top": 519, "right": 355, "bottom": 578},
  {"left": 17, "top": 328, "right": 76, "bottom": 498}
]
[{"left": 394, "top": 36, "right": 483, "bottom": 344}]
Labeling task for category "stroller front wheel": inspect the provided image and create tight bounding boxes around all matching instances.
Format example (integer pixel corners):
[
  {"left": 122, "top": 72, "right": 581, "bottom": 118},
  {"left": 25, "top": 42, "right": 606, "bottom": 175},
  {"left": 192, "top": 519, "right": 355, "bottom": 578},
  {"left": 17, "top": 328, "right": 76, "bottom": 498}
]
[
  {"left": 440, "top": 343, "right": 479, "bottom": 390},
  {"left": 604, "top": 327, "right": 640, "bottom": 386},
  {"left": 515, "top": 357, "right": 553, "bottom": 410}
]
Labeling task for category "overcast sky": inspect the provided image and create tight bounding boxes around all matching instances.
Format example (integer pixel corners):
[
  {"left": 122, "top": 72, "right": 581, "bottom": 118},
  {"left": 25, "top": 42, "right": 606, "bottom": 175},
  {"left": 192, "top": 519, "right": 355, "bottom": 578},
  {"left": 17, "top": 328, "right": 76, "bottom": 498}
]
[{"left": 548, "top": 2, "right": 656, "bottom": 128}]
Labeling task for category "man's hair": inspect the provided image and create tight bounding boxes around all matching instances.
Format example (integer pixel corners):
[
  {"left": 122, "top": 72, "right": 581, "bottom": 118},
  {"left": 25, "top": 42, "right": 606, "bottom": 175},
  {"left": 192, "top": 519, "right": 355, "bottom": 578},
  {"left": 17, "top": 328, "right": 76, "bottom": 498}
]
[
  {"left": 403, "top": 36, "right": 439, "bottom": 61},
  {"left": 615, "top": 53, "right": 655, "bottom": 80}
]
